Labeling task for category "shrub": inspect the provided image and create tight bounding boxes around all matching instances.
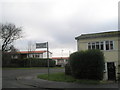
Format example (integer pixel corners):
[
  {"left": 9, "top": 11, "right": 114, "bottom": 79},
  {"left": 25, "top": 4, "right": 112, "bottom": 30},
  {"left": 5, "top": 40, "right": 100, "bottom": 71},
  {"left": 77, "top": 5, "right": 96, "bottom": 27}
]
[
  {"left": 69, "top": 49, "right": 105, "bottom": 80},
  {"left": 65, "top": 63, "right": 72, "bottom": 75}
]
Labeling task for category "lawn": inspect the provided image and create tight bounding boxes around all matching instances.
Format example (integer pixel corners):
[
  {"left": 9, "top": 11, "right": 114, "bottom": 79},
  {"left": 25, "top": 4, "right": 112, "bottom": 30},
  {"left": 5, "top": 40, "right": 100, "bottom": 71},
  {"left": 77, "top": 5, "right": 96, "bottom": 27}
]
[{"left": 37, "top": 72, "right": 102, "bottom": 84}]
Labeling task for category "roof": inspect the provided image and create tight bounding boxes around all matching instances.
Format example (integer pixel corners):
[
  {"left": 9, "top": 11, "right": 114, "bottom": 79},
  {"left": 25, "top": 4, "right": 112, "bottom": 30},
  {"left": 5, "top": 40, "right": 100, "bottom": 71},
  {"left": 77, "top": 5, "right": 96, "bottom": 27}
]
[
  {"left": 52, "top": 57, "right": 69, "bottom": 59},
  {"left": 17, "top": 51, "right": 52, "bottom": 54},
  {"left": 75, "top": 31, "right": 120, "bottom": 40}
]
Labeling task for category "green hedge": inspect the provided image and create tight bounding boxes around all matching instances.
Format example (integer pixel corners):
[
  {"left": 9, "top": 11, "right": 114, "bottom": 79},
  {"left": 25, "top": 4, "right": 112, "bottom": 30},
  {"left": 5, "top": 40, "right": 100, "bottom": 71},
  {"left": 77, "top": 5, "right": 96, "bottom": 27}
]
[
  {"left": 23, "top": 58, "right": 56, "bottom": 67},
  {"left": 2, "top": 52, "right": 12, "bottom": 67},
  {"left": 3, "top": 58, "right": 56, "bottom": 67},
  {"left": 65, "top": 63, "right": 72, "bottom": 75},
  {"left": 69, "top": 49, "right": 105, "bottom": 80}
]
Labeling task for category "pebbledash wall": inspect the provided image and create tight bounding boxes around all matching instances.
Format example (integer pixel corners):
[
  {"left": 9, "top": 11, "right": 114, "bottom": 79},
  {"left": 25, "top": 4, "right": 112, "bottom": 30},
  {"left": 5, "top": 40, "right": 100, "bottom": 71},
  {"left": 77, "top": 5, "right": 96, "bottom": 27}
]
[{"left": 75, "top": 31, "right": 120, "bottom": 80}]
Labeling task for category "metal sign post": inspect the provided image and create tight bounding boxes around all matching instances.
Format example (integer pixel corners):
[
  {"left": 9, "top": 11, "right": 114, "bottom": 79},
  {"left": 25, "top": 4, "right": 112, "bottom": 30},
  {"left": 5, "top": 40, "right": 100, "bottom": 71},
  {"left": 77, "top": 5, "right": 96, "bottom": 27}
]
[
  {"left": 46, "top": 42, "right": 49, "bottom": 80},
  {"left": 36, "top": 42, "right": 50, "bottom": 80}
]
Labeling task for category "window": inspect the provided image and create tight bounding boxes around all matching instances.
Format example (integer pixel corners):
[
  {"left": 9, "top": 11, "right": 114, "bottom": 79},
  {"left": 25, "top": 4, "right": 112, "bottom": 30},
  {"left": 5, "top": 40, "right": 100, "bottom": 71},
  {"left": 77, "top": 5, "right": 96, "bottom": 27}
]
[
  {"left": 106, "top": 41, "right": 114, "bottom": 50},
  {"left": 105, "top": 41, "right": 109, "bottom": 50},
  {"left": 96, "top": 42, "right": 99, "bottom": 49},
  {"left": 88, "top": 41, "right": 114, "bottom": 51},
  {"left": 35, "top": 54, "right": 39, "bottom": 58},
  {"left": 88, "top": 43, "right": 91, "bottom": 49},
  {"left": 33, "top": 54, "right": 35, "bottom": 58},
  {"left": 100, "top": 42, "right": 104, "bottom": 50},
  {"left": 110, "top": 41, "right": 114, "bottom": 50},
  {"left": 92, "top": 43, "right": 95, "bottom": 49}
]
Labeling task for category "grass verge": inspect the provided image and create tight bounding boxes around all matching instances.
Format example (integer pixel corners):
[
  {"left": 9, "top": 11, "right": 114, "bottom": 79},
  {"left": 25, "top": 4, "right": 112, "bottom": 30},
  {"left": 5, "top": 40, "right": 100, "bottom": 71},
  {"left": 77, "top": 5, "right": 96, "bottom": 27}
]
[{"left": 37, "top": 72, "right": 101, "bottom": 84}]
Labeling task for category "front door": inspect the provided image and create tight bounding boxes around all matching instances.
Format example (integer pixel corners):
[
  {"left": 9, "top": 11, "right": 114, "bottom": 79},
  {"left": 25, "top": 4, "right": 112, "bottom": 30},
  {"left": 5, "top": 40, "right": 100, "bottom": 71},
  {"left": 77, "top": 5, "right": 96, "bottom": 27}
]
[{"left": 107, "top": 62, "right": 116, "bottom": 80}]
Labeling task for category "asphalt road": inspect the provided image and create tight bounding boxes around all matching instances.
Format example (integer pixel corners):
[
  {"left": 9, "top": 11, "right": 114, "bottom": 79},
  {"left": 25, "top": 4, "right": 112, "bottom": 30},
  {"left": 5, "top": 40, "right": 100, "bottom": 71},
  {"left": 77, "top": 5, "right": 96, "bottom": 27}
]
[
  {"left": 2, "top": 68, "right": 119, "bottom": 89},
  {"left": 2, "top": 68, "right": 64, "bottom": 88}
]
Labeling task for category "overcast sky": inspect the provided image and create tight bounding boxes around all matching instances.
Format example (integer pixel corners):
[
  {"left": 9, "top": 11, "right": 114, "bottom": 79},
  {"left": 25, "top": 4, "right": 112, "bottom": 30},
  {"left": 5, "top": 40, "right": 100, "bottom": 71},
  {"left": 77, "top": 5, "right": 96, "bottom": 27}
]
[{"left": 1, "top": 0, "right": 119, "bottom": 57}]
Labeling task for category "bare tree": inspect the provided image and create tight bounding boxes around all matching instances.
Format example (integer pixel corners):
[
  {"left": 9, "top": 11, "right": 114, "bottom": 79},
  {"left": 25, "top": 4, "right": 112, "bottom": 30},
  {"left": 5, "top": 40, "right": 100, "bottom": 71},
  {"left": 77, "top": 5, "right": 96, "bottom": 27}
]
[
  {"left": 0, "top": 23, "right": 22, "bottom": 51},
  {"left": 10, "top": 45, "right": 19, "bottom": 52}
]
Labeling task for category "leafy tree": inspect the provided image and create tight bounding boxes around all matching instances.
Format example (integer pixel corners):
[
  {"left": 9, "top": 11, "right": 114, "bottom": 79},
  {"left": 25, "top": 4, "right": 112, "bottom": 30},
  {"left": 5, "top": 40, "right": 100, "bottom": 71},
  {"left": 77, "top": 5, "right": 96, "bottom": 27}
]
[{"left": 0, "top": 23, "right": 22, "bottom": 51}]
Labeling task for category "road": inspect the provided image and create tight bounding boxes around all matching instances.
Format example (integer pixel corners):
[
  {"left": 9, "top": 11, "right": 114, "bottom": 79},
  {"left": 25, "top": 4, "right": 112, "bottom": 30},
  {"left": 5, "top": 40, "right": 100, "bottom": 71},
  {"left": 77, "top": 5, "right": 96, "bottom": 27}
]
[
  {"left": 2, "top": 68, "right": 119, "bottom": 89},
  {"left": 2, "top": 68, "right": 64, "bottom": 88}
]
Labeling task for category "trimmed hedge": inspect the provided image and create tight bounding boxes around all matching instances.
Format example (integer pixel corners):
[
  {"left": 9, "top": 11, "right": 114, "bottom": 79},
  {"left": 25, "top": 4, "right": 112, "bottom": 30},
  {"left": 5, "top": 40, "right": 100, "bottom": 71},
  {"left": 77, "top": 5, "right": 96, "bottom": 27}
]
[
  {"left": 2, "top": 52, "right": 12, "bottom": 67},
  {"left": 65, "top": 63, "right": 72, "bottom": 75},
  {"left": 3, "top": 58, "right": 56, "bottom": 67},
  {"left": 23, "top": 58, "right": 56, "bottom": 67},
  {"left": 69, "top": 49, "right": 105, "bottom": 80}
]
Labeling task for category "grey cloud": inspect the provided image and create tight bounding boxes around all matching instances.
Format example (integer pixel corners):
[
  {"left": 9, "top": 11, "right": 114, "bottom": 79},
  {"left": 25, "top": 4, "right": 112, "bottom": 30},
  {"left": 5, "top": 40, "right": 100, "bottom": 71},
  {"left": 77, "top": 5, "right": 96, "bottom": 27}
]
[{"left": 1, "top": 0, "right": 118, "bottom": 56}]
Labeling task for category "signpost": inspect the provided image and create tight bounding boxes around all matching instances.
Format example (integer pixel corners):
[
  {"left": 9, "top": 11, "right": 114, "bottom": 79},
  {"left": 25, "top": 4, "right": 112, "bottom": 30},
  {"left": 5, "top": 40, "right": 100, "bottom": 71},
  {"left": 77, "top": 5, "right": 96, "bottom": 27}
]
[
  {"left": 46, "top": 42, "right": 49, "bottom": 80},
  {"left": 36, "top": 42, "right": 49, "bottom": 79}
]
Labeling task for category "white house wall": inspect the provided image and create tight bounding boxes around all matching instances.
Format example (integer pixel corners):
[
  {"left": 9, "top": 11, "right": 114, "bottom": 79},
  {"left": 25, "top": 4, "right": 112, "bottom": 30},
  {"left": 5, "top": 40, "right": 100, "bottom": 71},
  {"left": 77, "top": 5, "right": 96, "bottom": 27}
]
[
  {"left": 43, "top": 52, "right": 52, "bottom": 58},
  {"left": 27, "top": 53, "right": 43, "bottom": 58}
]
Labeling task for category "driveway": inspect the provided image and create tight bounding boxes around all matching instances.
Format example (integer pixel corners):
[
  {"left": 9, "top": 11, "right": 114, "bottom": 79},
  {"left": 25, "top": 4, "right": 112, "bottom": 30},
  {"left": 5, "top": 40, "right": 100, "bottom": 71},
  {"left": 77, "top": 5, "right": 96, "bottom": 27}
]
[{"left": 2, "top": 68, "right": 119, "bottom": 89}]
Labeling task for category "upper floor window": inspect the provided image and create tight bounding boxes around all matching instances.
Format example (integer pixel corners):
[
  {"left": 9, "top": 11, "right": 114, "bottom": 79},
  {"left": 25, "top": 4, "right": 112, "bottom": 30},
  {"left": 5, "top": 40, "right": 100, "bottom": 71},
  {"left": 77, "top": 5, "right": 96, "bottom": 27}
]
[
  {"left": 88, "top": 41, "right": 114, "bottom": 51},
  {"left": 110, "top": 41, "right": 114, "bottom": 50},
  {"left": 105, "top": 41, "right": 109, "bottom": 50},
  {"left": 92, "top": 42, "right": 95, "bottom": 49},
  {"left": 96, "top": 42, "right": 99, "bottom": 49},
  {"left": 100, "top": 42, "right": 104, "bottom": 50},
  {"left": 88, "top": 43, "right": 91, "bottom": 49}
]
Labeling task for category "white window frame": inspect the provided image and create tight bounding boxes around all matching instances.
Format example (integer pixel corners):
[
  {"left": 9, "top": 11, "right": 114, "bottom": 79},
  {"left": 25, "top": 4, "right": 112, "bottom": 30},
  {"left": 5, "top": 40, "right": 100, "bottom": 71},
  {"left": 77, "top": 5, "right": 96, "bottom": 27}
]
[
  {"left": 104, "top": 41, "right": 114, "bottom": 51},
  {"left": 88, "top": 42, "right": 91, "bottom": 50},
  {"left": 109, "top": 41, "right": 114, "bottom": 50},
  {"left": 87, "top": 40, "right": 114, "bottom": 51}
]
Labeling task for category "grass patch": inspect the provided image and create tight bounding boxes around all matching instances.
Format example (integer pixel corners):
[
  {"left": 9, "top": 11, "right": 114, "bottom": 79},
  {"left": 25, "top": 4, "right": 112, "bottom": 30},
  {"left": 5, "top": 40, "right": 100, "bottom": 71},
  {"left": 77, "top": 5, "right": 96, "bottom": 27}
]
[{"left": 37, "top": 72, "right": 101, "bottom": 84}]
